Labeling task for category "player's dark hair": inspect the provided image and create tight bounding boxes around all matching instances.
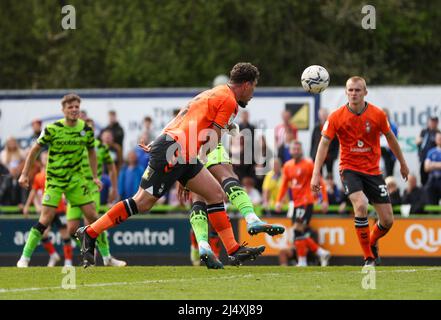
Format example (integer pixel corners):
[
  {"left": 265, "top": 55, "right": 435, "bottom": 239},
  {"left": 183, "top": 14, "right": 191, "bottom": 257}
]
[
  {"left": 61, "top": 93, "right": 81, "bottom": 107},
  {"left": 229, "top": 62, "right": 259, "bottom": 84}
]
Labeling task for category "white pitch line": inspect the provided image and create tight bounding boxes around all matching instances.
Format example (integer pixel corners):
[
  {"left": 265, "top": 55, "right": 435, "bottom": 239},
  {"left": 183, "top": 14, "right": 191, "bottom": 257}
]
[{"left": 0, "top": 273, "right": 258, "bottom": 294}]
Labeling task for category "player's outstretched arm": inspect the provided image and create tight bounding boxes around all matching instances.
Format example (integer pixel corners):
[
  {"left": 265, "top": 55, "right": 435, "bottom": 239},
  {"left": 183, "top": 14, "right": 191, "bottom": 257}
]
[
  {"left": 385, "top": 131, "right": 409, "bottom": 180},
  {"left": 311, "top": 136, "right": 331, "bottom": 193},
  {"left": 19, "top": 143, "right": 42, "bottom": 189}
]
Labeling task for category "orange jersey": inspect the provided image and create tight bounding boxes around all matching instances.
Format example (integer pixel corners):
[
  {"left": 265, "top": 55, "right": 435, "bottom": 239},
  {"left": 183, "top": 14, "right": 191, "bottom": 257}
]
[
  {"left": 32, "top": 172, "right": 66, "bottom": 212},
  {"left": 277, "top": 158, "right": 327, "bottom": 207},
  {"left": 163, "top": 85, "right": 238, "bottom": 160},
  {"left": 322, "top": 103, "right": 390, "bottom": 175}
]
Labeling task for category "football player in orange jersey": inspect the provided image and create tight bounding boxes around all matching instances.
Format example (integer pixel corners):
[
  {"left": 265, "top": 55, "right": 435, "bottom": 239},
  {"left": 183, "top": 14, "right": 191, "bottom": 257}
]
[
  {"left": 311, "top": 76, "right": 409, "bottom": 266},
  {"left": 76, "top": 63, "right": 266, "bottom": 269},
  {"left": 275, "top": 140, "right": 330, "bottom": 267}
]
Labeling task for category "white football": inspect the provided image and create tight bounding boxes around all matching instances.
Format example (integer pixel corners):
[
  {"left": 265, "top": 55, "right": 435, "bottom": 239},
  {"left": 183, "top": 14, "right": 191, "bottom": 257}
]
[{"left": 301, "top": 65, "right": 330, "bottom": 94}]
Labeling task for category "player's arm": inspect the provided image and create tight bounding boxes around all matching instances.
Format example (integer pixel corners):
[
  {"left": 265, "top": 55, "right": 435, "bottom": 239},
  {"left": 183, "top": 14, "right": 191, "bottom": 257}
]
[
  {"left": 385, "top": 131, "right": 409, "bottom": 180},
  {"left": 19, "top": 143, "right": 42, "bottom": 189},
  {"left": 106, "top": 162, "right": 118, "bottom": 203},
  {"left": 311, "top": 136, "right": 331, "bottom": 193},
  {"left": 88, "top": 147, "right": 103, "bottom": 191}
]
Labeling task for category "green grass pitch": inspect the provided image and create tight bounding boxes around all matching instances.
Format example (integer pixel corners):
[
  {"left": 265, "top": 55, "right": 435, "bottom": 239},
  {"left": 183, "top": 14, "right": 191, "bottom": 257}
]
[{"left": 1, "top": 266, "right": 440, "bottom": 300}]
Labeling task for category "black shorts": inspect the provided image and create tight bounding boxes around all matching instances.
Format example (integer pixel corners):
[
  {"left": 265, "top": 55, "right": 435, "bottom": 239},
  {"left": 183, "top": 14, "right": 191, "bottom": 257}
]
[
  {"left": 139, "top": 134, "right": 203, "bottom": 198},
  {"left": 340, "top": 169, "right": 390, "bottom": 204},
  {"left": 292, "top": 204, "right": 313, "bottom": 226}
]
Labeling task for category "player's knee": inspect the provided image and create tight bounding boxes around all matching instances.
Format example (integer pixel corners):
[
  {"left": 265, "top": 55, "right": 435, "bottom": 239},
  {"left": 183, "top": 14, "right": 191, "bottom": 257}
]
[
  {"left": 132, "top": 193, "right": 154, "bottom": 213},
  {"left": 353, "top": 201, "right": 368, "bottom": 215},
  {"left": 382, "top": 216, "right": 394, "bottom": 229},
  {"left": 33, "top": 222, "right": 48, "bottom": 235}
]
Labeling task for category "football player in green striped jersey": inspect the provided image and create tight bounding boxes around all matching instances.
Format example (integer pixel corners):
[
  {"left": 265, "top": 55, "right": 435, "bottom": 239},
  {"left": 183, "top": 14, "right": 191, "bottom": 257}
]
[{"left": 17, "top": 94, "right": 103, "bottom": 267}]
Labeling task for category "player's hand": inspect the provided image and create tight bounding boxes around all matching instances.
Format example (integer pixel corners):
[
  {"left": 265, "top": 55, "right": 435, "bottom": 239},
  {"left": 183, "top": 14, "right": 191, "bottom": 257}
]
[
  {"left": 227, "top": 122, "right": 240, "bottom": 137},
  {"left": 138, "top": 138, "right": 153, "bottom": 153},
  {"left": 321, "top": 201, "right": 329, "bottom": 214},
  {"left": 400, "top": 162, "right": 410, "bottom": 181},
  {"left": 93, "top": 178, "right": 103, "bottom": 191},
  {"left": 310, "top": 174, "right": 322, "bottom": 194},
  {"left": 18, "top": 174, "right": 29, "bottom": 189},
  {"left": 275, "top": 202, "right": 282, "bottom": 213},
  {"left": 177, "top": 183, "right": 190, "bottom": 203}
]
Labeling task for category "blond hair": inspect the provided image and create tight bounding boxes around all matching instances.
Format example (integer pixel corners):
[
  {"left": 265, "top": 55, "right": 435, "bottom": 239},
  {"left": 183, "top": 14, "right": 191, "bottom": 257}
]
[{"left": 346, "top": 76, "right": 367, "bottom": 90}]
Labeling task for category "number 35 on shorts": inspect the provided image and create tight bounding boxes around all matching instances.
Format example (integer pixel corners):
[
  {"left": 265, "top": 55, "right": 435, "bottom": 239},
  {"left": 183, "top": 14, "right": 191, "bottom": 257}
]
[{"left": 378, "top": 184, "right": 388, "bottom": 197}]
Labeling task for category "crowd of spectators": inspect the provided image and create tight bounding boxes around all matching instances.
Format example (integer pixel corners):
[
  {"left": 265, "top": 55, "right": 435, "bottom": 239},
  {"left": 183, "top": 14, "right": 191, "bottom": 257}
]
[{"left": 1, "top": 108, "right": 440, "bottom": 216}]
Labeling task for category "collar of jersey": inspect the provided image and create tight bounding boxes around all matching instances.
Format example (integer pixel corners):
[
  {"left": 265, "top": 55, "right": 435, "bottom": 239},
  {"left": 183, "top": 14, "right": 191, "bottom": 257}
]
[{"left": 346, "top": 102, "right": 368, "bottom": 116}]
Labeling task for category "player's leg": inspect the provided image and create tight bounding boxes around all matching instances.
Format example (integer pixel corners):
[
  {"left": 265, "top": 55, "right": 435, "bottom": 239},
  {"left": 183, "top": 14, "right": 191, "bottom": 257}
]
[
  {"left": 187, "top": 197, "right": 222, "bottom": 269},
  {"left": 189, "top": 229, "right": 200, "bottom": 266},
  {"left": 299, "top": 205, "right": 330, "bottom": 266},
  {"left": 293, "top": 222, "right": 308, "bottom": 267},
  {"left": 186, "top": 167, "right": 265, "bottom": 267},
  {"left": 206, "top": 147, "right": 284, "bottom": 236},
  {"left": 40, "top": 226, "right": 59, "bottom": 265},
  {"left": 85, "top": 191, "right": 126, "bottom": 267},
  {"left": 57, "top": 215, "right": 73, "bottom": 267},
  {"left": 365, "top": 173, "right": 394, "bottom": 265},
  {"left": 17, "top": 204, "right": 58, "bottom": 267},
  {"left": 342, "top": 170, "right": 375, "bottom": 265}
]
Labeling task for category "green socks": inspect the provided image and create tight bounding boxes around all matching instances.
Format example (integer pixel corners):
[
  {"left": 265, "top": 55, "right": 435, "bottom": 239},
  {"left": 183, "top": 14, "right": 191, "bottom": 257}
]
[
  {"left": 22, "top": 226, "right": 44, "bottom": 258},
  {"left": 96, "top": 231, "right": 110, "bottom": 257},
  {"left": 222, "top": 177, "right": 254, "bottom": 217},
  {"left": 190, "top": 202, "right": 209, "bottom": 243}
]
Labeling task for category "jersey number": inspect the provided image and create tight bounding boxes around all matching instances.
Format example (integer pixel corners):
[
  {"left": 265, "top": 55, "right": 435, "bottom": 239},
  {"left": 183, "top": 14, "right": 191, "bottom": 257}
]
[{"left": 379, "top": 184, "right": 388, "bottom": 197}]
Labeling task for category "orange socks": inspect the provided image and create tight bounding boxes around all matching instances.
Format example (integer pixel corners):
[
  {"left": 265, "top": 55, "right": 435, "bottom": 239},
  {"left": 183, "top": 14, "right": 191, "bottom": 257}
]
[
  {"left": 207, "top": 203, "right": 240, "bottom": 255},
  {"left": 87, "top": 199, "right": 138, "bottom": 238},
  {"left": 63, "top": 239, "right": 73, "bottom": 261},
  {"left": 370, "top": 222, "right": 390, "bottom": 246},
  {"left": 355, "top": 217, "right": 373, "bottom": 259},
  {"left": 305, "top": 237, "right": 319, "bottom": 253},
  {"left": 42, "top": 238, "right": 56, "bottom": 255},
  {"left": 294, "top": 239, "right": 307, "bottom": 258}
]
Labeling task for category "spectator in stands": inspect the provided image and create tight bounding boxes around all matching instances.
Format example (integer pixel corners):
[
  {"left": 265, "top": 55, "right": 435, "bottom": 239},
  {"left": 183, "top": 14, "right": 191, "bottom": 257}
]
[
  {"left": 0, "top": 160, "right": 27, "bottom": 207},
  {"left": 416, "top": 116, "right": 440, "bottom": 185},
  {"left": 402, "top": 174, "right": 426, "bottom": 214},
  {"left": 262, "top": 158, "right": 284, "bottom": 211},
  {"left": 241, "top": 176, "right": 262, "bottom": 206},
  {"left": 117, "top": 150, "right": 144, "bottom": 200},
  {"left": 28, "top": 119, "right": 43, "bottom": 145},
  {"left": 0, "top": 136, "right": 25, "bottom": 172},
  {"left": 423, "top": 131, "right": 441, "bottom": 205},
  {"left": 80, "top": 110, "right": 88, "bottom": 120},
  {"left": 254, "top": 135, "right": 273, "bottom": 191},
  {"left": 239, "top": 110, "right": 256, "bottom": 164},
  {"left": 385, "top": 176, "right": 402, "bottom": 206},
  {"left": 380, "top": 108, "right": 399, "bottom": 176},
  {"left": 275, "top": 110, "right": 298, "bottom": 148},
  {"left": 101, "top": 129, "right": 123, "bottom": 171},
  {"left": 102, "top": 110, "right": 125, "bottom": 149},
  {"left": 141, "top": 116, "right": 155, "bottom": 144},
  {"left": 231, "top": 135, "right": 255, "bottom": 181},
  {"left": 325, "top": 174, "right": 342, "bottom": 205},
  {"left": 100, "top": 173, "right": 112, "bottom": 206},
  {"left": 277, "top": 129, "right": 295, "bottom": 164},
  {"left": 310, "top": 108, "right": 339, "bottom": 176}
]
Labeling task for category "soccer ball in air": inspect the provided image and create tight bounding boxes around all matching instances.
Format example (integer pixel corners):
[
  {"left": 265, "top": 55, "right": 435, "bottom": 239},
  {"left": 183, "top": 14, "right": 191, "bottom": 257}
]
[{"left": 301, "top": 65, "right": 330, "bottom": 94}]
